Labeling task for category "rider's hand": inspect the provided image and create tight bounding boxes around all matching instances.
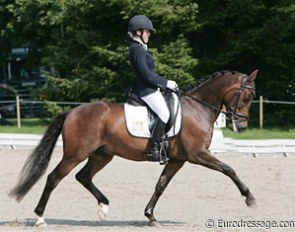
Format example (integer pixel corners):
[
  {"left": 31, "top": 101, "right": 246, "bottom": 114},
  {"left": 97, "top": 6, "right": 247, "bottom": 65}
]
[{"left": 167, "top": 80, "right": 178, "bottom": 91}]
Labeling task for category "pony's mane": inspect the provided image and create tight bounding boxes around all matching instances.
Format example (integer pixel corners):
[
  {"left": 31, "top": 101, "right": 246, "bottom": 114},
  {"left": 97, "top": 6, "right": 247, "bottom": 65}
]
[{"left": 184, "top": 70, "right": 241, "bottom": 92}]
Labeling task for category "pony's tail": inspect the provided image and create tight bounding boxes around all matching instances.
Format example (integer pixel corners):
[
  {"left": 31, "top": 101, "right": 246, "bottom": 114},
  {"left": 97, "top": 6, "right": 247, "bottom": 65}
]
[{"left": 9, "top": 110, "right": 70, "bottom": 202}]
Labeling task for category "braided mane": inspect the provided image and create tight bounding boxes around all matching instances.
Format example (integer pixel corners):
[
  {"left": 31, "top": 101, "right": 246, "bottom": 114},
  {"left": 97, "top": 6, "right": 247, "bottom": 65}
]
[{"left": 184, "top": 70, "right": 240, "bottom": 92}]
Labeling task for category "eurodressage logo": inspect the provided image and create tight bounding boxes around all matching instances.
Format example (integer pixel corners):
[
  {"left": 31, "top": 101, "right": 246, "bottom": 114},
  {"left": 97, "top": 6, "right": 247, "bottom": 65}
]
[{"left": 205, "top": 219, "right": 295, "bottom": 230}]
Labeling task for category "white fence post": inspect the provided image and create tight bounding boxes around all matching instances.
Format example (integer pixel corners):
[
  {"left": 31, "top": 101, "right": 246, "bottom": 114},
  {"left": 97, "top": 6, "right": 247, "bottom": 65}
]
[
  {"left": 259, "top": 95, "right": 263, "bottom": 129},
  {"left": 16, "top": 95, "right": 21, "bottom": 128}
]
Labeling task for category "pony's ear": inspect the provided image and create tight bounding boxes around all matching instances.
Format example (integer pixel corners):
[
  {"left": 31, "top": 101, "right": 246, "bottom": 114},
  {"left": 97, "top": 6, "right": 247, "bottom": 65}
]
[{"left": 249, "top": 69, "right": 258, "bottom": 81}]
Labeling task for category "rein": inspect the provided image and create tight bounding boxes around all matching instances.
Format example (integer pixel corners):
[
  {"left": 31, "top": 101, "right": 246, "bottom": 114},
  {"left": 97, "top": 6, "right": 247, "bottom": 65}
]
[
  {"left": 175, "top": 75, "right": 256, "bottom": 121},
  {"left": 176, "top": 89, "right": 230, "bottom": 117}
]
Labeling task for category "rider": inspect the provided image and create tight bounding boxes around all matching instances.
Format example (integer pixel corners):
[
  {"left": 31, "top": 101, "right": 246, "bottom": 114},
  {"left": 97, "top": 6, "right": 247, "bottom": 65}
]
[{"left": 128, "top": 15, "right": 178, "bottom": 162}]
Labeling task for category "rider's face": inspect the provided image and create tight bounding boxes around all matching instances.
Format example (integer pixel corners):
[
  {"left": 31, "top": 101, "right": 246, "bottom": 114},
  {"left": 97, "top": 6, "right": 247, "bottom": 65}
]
[
  {"left": 136, "top": 29, "right": 151, "bottom": 44},
  {"left": 142, "top": 29, "right": 151, "bottom": 44}
]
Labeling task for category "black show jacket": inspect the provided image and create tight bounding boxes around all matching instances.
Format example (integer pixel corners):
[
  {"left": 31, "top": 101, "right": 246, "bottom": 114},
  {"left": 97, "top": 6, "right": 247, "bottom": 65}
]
[{"left": 129, "top": 41, "right": 168, "bottom": 97}]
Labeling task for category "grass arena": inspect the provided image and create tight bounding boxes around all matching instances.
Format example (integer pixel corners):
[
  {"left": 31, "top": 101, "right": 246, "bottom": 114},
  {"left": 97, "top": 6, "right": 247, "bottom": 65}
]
[{"left": 1, "top": 148, "right": 295, "bottom": 231}]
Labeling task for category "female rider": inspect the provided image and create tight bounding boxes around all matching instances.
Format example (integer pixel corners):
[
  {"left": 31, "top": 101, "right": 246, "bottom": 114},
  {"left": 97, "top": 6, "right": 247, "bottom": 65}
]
[{"left": 128, "top": 15, "right": 178, "bottom": 162}]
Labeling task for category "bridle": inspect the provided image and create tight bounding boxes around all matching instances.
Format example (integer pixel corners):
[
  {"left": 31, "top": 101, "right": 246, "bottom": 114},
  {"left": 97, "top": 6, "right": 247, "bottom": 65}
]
[
  {"left": 176, "top": 75, "right": 256, "bottom": 125},
  {"left": 223, "top": 75, "right": 256, "bottom": 130},
  {"left": 223, "top": 75, "right": 256, "bottom": 119}
]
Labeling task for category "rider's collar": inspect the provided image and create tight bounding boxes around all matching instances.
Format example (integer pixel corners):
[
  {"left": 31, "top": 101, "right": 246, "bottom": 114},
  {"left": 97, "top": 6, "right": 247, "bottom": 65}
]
[{"left": 132, "top": 36, "right": 148, "bottom": 51}]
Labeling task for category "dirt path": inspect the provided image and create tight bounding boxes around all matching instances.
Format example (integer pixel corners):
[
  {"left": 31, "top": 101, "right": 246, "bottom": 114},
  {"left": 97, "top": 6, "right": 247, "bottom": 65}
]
[{"left": 1, "top": 148, "right": 295, "bottom": 231}]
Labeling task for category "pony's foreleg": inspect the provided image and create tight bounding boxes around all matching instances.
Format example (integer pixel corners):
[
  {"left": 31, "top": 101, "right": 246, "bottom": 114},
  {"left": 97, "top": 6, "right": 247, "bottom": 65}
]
[
  {"left": 76, "top": 152, "right": 113, "bottom": 221},
  {"left": 192, "top": 151, "right": 256, "bottom": 207},
  {"left": 144, "top": 160, "right": 185, "bottom": 226},
  {"left": 34, "top": 158, "right": 80, "bottom": 227}
]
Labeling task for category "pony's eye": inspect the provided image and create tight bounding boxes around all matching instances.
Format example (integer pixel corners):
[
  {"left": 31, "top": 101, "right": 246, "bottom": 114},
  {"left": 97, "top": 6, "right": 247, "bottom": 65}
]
[{"left": 243, "top": 94, "right": 252, "bottom": 103}]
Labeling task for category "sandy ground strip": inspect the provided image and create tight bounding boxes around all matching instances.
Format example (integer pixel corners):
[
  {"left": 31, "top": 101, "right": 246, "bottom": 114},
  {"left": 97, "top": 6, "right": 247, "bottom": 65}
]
[{"left": 0, "top": 148, "right": 295, "bottom": 231}]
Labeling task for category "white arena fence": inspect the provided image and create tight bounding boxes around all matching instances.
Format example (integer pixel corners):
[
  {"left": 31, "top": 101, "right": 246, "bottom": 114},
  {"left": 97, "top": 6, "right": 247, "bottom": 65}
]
[{"left": 0, "top": 133, "right": 294, "bottom": 158}]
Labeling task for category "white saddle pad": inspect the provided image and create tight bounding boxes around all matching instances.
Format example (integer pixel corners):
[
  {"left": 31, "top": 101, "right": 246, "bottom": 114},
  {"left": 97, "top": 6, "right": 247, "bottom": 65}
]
[{"left": 124, "top": 93, "right": 182, "bottom": 138}]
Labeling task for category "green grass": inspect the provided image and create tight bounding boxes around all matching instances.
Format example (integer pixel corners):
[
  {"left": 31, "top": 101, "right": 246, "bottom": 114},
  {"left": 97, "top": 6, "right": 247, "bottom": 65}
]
[
  {"left": 223, "top": 128, "right": 295, "bottom": 139},
  {"left": 1, "top": 118, "right": 295, "bottom": 139},
  {"left": 0, "top": 118, "right": 48, "bottom": 134}
]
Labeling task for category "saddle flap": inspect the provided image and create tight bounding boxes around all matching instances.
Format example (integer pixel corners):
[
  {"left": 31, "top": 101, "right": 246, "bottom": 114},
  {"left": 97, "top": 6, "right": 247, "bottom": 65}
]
[{"left": 124, "top": 92, "right": 182, "bottom": 138}]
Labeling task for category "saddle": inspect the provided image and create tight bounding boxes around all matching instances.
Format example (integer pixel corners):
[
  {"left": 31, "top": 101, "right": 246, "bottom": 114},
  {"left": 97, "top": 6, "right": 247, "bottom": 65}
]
[{"left": 124, "top": 89, "right": 182, "bottom": 138}]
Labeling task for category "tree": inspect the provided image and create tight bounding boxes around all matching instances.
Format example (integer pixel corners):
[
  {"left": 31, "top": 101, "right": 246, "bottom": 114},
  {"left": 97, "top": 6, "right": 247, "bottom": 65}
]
[
  {"left": 1, "top": 0, "right": 198, "bottom": 102},
  {"left": 192, "top": 0, "right": 295, "bottom": 101},
  {"left": 0, "top": 0, "right": 63, "bottom": 65},
  {"left": 192, "top": 0, "right": 295, "bottom": 126},
  {"left": 1, "top": 0, "right": 294, "bottom": 126}
]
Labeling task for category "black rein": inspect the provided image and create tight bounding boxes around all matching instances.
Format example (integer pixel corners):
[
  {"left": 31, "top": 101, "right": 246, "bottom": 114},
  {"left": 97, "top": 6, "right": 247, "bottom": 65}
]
[{"left": 175, "top": 75, "right": 256, "bottom": 121}]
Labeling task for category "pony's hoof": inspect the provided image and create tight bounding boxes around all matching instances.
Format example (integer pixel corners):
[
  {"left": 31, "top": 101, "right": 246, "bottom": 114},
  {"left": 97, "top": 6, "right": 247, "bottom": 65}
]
[
  {"left": 97, "top": 203, "right": 109, "bottom": 221},
  {"left": 148, "top": 220, "right": 161, "bottom": 227},
  {"left": 35, "top": 216, "right": 47, "bottom": 227},
  {"left": 246, "top": 196, "right": 257, "bottom": 208}
]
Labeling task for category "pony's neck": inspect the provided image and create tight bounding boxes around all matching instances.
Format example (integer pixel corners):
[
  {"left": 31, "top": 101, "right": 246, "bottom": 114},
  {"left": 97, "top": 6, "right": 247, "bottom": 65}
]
[
  {"left": 185, "top": 73, "right": 239, "bottom": 122},
  {"left": 190, "top": 76, "right": 228, "bottom": 106}
]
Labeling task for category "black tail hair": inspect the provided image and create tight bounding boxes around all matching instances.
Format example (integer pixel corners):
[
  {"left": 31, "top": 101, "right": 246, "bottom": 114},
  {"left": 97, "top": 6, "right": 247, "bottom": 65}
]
[{"left": 9, "top": 110, "right": 70, "bottom": 202}]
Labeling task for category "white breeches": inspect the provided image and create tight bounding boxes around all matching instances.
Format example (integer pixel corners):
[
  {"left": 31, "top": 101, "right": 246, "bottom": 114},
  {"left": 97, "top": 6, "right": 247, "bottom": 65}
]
[{"left": 141, "top": 90, "right": 170, "bottom": 123}]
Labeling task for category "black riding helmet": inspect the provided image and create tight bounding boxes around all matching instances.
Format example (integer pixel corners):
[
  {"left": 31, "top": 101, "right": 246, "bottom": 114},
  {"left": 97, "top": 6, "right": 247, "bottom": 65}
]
[{"left": 128, "top": 15, "right": 156, "bottom": 33}]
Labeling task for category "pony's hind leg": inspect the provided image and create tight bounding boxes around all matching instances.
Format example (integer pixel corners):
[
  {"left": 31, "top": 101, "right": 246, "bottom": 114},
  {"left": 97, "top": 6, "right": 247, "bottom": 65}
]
[
  {"left": 34, "top": 157, "right": 81, "bottom": 226},
  {"left": 75, "top": 151, "right": 113, "bottom": 221},
  {"left": 191, "top": 151, "right": 256, "bottom": 207}
]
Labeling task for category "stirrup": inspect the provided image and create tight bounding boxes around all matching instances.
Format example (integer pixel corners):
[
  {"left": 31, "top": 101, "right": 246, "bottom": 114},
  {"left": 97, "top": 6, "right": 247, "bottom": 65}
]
[
  {"left": 147, "top": 140, "right": 169, "bottom": 165},
  {"left": 147, "top": 143, "right": 161, "bottom": 162},
  {"left": 147, "top": 153, "right": 161, "bottom": 162}
]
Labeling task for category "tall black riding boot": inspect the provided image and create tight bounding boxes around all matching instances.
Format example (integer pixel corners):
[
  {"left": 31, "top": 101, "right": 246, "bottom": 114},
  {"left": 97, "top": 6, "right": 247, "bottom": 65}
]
[{"left": 148, "top": 118, "right": 166, "bottom": 162}]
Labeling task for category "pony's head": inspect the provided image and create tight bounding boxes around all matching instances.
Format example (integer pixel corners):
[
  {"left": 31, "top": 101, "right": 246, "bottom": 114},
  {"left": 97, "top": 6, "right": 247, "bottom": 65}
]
[{"left": 223, "top": 70, "right": 258, "bottom": 132}]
